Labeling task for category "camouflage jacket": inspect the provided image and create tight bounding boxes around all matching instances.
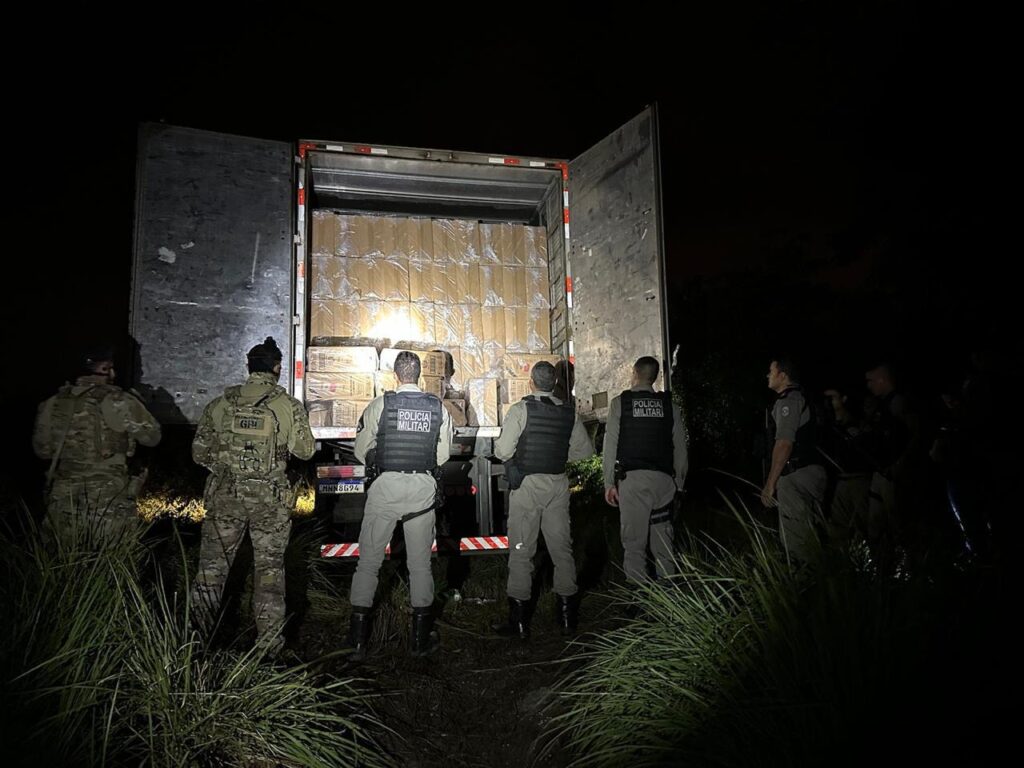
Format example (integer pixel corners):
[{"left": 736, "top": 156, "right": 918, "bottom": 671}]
[
  {"left": 33, "top": 374, "right": 162, "bottom": 479},
  {"left": 192, "top": 372, "right": 315, "bottom": 486}
]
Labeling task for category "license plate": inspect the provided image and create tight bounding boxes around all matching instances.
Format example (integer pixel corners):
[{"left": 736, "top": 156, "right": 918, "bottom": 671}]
[{"left": 319, "top": 480, "right": 365, "bottom": 495}]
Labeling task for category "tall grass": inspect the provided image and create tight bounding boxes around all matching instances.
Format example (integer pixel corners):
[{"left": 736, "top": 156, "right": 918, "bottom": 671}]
[
  {"left": 0, "top": 510, "right": 389, "bottom": 767},
  {"left": 542, "top": 500, "right": 1007, "bottom": 767}
]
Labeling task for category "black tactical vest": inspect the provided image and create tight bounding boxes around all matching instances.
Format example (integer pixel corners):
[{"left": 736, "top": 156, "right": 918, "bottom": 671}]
[
  {"left": 375, "top": 391, "right": 443, "bottom": 472},
  {"left": 617, "top": 390, "right": 674, "bottom": 476},
  {"left": 510, "top": 396, "right": 576, "bottom": 479},
  {"left": 766, "top": 387, "right": 819, "bottom": 473}
]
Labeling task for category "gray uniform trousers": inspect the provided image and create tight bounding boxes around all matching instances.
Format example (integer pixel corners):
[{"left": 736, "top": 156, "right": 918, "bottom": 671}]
[
  {"left": 506, "top": 473, "right": 577, "bottom": 601},
  {"left": 350, "top": 472, "right": 437, "bottom": 609},
  {"left": 777, "top": 464, "right": 828, "bottom": 562},
  {"left": 619, "top": 469, "right": 678, "bottom": 582}
]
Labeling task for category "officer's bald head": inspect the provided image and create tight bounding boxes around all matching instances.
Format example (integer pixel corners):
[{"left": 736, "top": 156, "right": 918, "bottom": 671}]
[
  {"left": 633, "top": 357, "right": 660, "bottom": 385},
  {"left": 394, "top": 351, "right": 421, "bottom": 384},
  {"left": 530, "top": 362, "right": 556, "bottom": 392}
]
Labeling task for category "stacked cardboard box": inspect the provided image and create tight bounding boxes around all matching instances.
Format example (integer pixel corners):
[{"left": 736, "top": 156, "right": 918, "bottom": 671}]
[
  {"left": 309, "top": 211, "right": 559, "bottom": 427},
  {"left": 303, "top": 343, "right": 377, "bottom": 427}
]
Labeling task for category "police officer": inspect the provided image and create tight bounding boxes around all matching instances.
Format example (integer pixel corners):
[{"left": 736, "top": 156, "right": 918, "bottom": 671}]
[
  {"left": 760, "top": 357, "right": 827, "bottom": 562},
  {"left": 347, "top": 351, "right": 453, "bottom": 659},
  {"left": 492, "top": 361, "right": 594, "bottom": 639},
  {"left": 603, "top": 356, "right": 688, "bottom": 585},
  {"left": 33, "top": 343, "right": 162, "bottom": 539},
  {"left": 191, "top": 337, "right": 315, "bottom": 641}
]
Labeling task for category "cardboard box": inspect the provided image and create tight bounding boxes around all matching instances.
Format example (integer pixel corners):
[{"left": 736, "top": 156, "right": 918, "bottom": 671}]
[
  {"left": 501, "top": 377, "right": 533, "bottom": 404},
  {"left": 306, "top": 346, "right": 378, "bottom": 373},
  {"left": 477, "top": 264, "right": 505, "bottom": 306},
  {"left": 432, "top": 219, "right": 481, "bottom": 264},
  {"left": 312, "top": 211, "right": 336, "bottom": 256},
  {"left": 525, "top": 225, "right": 548, "bottom": 268},
  {"left": 397, "top": 217, "right": 434, "bottom": 261},
  {"left": 420, "top": 375, "right": 446, "bottom": 398},
  {"left": 337, "top": 214, "right": 375, "bottom": 257},
  {"left": 420, "top": 350, "right": 450, "bottom": 378},
  {"left": 332, "top": 399, "right": 372, "bottom": 428},
  {"left": 443, "top": 399, "right": 468, "bottom": 427},
  {"left": 380, "top": 348, "right": 450, "bottom": 378},
  {"left": 309, "top": 300, "right": 336, "bottom": 338},
  {"left": 466, "top": 378, "right": 499, "bottom": 427},
  {"left": 409, "top": 260, "right": 446, "bottom": 303},
  {"left": 502, "top": 266, "right": 527, "bottom": 307},
  {"left": 409, "top": 303, "right": 436, "bottom": 345},
  {"left": 502, "top": 224, "right": 527, "bottom": 266},
  {"left": 526, "top": 308, "right": 552, "bottom": 352},
  {"left": 307, "top": 401, "right": 332, "bottom": 428},
  {"left": 310, "top": 254, "right": 342, "bottom": 299},
  {"left": 373, "top": 217, "right": 398, "bottom": 259},
  {"left": 526, "top": 267, "right": 549, "bottom": 309},
  {"left": 480, "top": 222, "right": 527, "bottom": 265},
  {"left": 306, "top": 372, "right": 377, "bottom": 401},
  {"left": 504, "top": 307, "right": 529, "bottom": 351},
  {"left": 480, "top": 306, "right": 506, "bottom": 347},
  {"left": 446, "top": 262, "right": 481, "bottom": 305},
  {"left": 372, "top": 258, "right": 410, "bottom": 302},
  {"left": 479, "top": 223, "right": 502, "bottom": 264},
  {"left": 502, "top": 353, "right": 563, "bottom": 379},
  {"left": 434, "top": 304, "right": 464, "bottom": 347}
]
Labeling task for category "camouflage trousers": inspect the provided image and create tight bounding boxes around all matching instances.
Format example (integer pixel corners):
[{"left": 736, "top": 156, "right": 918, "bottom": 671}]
[
  {"left": 46, "top": 472, "right": 138, "bottom": 542},
  {"left": 192, "top": 477, "right": 292, "bottom": 638}
]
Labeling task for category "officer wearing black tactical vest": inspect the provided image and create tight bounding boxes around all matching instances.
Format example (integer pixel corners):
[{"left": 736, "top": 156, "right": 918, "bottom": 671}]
[
  {"left": 347, "top": 351, "right": 453, "bottom": 660},
  {"left": 603, "top": 356, "right": 689, "bottom": 585},
  {"left": 492, "top": 361, "right": 594, "bottom": 639},
  {"left": 760, "top": 357, "right": 826, "bottom": 562}
]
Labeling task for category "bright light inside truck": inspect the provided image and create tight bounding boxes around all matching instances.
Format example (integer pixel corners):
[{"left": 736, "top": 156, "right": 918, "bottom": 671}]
[{"left": 367, "top": 311, "right": 409, "bottom": 341}]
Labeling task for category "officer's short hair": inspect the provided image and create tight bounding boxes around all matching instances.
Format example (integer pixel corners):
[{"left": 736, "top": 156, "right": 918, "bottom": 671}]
[
  {"left": 394, "top": 351, "right": 421, "bottom": 384},
  {"left": 633, "top": 356, "right": 660, "bottom": 384},
  {"left": 773, "top": 357, "right": 801, "bottom": 384},
  {"left": 247, "top": 337, "right": 283, "bottom": 374},
  {"left": 530, "top": 361, "right": 556, "bottom": 391},
  {"left": 867, "top": 362, "right": 896, "bottom": 384}
]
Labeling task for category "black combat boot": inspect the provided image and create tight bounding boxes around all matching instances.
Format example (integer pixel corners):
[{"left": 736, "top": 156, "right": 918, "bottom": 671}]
[
  {"left": 347, "top": 606, "right": 372, "bottom": 662},
  {"left": 555, "top": 593, "right": 579, "bottom": 636},
  {"left": 411, "top": 606, "right": 441, "bottom": 657},
  {"left": 492, "top": 596, "right": 532, "bottom": 639}
]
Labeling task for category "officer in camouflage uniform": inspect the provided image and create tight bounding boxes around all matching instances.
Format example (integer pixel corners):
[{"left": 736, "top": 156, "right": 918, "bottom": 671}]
[
  {"left": 32, "top": 343, "right": 162, "bottom": 538},
  {"left": 492, "top": 361, "right": 594, "bottom": 639},
  {"left": 347, "top": 351, "right": 453, "bottom": 659},
  {"left": 191, "top": 337, "right": 315, "bottom": 640},
  {"left": 761, "top": 357, "right": 827, "bottom": 562},
  {"left": 603, "top": 356, "right": 688, "bottom": 585}
]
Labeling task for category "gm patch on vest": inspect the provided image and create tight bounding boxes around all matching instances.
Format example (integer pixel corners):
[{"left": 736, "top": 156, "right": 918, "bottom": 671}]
[
  {"left": 397, "top": 408, "right": 432, "bottom": 432},
  {"left": 632, "top": 398, "right": 665, "bottom": 418}
]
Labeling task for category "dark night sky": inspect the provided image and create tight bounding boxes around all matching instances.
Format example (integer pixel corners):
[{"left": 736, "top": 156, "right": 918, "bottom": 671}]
[{"left": 1, "top": 4, "right": 1013, "bottom": 482}]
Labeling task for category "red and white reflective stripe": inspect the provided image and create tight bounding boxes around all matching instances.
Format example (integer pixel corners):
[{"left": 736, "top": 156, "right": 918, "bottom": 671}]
[
  {"left": 320, "top": 541, "right": 441, "bottom": 558},
  {"left": 354, "top": 145, "right": 388, "bottom": 155},
  {"left": 320, "top": 537, "right": 507, "bottom": 557},
  {"left": 295, "top": 360, "right": 304, "bottom": 380},
  {"left": 298, "top": 142, "right": 317, "bottom": 159},
  {"left": 567, "top": 340, "right": 575, "bottom": 365},
  {"left": 488, "top": 156, "right": 521, "bottom": 165},
  {"left": 459, "top": 536, "right": 509, "bottom": 551},
  {"left": 325, "top": 144, "right": 344, "bottom": 152},
  {"left": 321, "top": 542, "right": 362, "bottom": 558},
  {"left": 528, "top": 160, "right": 546, "bottom": 167},
  {"left": 565, "top": 275, "right": 573, "bottom": 309}
]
